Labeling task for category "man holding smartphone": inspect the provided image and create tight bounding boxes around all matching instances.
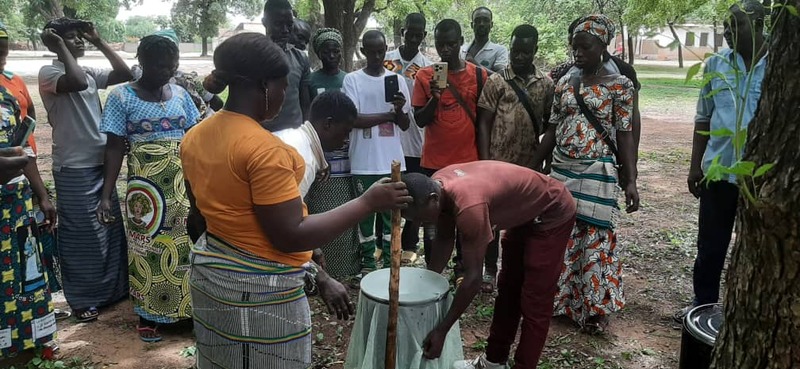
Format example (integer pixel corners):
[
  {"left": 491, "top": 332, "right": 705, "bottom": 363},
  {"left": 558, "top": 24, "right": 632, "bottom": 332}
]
[
  {"left": 412, "top": 19, "right": 487, "bottom": 280},
  {"left": 384, "top": 12, "right": 433, "bottom": 265},
  {"left": 342, "top": 30, "right": 411, "bottom": 272}
]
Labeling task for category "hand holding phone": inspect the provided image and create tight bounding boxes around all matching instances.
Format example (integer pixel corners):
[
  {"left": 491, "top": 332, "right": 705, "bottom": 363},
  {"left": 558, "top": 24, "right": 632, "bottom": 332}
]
[
  {"left": 11, "top": 116, "right": 36, "bottom": 148},
  {"left": 384, "top": 74, "right": 400, "bottom": 103}
]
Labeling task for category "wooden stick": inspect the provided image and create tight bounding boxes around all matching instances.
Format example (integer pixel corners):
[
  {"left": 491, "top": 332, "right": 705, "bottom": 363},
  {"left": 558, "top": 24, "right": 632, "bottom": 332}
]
[{"left": 385, "top": 160, "right": 402, "bottom": 369}]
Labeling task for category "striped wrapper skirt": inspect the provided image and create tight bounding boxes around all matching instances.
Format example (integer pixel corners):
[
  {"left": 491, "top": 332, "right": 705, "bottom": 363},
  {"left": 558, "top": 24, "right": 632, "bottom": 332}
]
[
  {"left": 190, "top": 233, "right": 312, "bottom": 369},
  {"left": 52, "top": 166, "right": 128, "bottom": 311}
]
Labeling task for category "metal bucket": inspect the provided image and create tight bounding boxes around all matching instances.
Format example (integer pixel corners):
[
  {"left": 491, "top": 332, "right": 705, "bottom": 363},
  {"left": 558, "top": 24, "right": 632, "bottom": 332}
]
[{"left": 679, "top": 303, "right": 723, "bottom": 369}]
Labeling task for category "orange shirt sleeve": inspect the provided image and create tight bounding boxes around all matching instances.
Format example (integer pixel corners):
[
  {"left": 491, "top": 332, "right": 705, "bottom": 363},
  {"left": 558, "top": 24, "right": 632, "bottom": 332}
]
[{"left": 244, "top": 139, "right": 304, "bottom": 206}]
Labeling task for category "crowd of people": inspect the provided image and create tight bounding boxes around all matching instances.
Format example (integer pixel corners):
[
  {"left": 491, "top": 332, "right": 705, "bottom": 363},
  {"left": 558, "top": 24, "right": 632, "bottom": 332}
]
[{"left": 0, "top": 0, "right": 768, "bottom": 367}]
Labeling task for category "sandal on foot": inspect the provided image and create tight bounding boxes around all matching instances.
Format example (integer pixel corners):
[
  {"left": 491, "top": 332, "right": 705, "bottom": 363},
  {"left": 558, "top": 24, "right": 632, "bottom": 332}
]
[
  {"left": 583, "top": 316, "right": 609, "bottom": 335},
  {"left": 54, "top": 309, "right": 72, "bottom": 321},
  {"left": 75, "top": 307, "right": 98, "bottom": 322},
  {"left": 401, "top": 251, "right": 418, "bottom": 265},
  {"left": 137, "top": 325, "right": 163, "bottom": 343}
]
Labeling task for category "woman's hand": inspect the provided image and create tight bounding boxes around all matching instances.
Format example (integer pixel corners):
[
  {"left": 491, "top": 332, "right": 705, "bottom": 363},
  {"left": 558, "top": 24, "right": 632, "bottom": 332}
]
[
  {"left": 96, "top": 197, "right": 117, "bottom": 225},
  {"left": 39, "top": 198, "right": 57, "bottom": 233},
  {"left": 317, "top": 275, "right": 354, "bottom": 320},
  {"left": 363, "top": 178, "right": 413, "bottom": 212}
]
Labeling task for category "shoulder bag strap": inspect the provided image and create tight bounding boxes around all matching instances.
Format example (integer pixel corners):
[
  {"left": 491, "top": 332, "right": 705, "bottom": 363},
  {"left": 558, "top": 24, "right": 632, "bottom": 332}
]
[
  {"left": 446, "top": 79, "right": 477, "bottom": 125},
  {"left": 505, "top": 78, "right": 541, "bottom": 137},
  {"left": 568, "top": 75, "right": 619, "bottom": 158}
]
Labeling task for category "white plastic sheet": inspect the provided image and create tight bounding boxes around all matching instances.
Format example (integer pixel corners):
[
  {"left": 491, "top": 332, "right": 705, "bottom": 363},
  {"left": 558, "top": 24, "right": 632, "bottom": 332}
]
[{"left": 345, "top": 268, "right": 464, "bottom": 369}]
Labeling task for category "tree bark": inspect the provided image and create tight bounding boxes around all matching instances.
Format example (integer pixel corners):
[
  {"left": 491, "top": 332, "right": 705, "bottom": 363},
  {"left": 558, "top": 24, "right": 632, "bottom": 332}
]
[
  {"left": 710, "top": 1, "right": 800, "bottom": 368},
  {"left": 201, "top": 36, "right": 208, "bottom": 57},
  {"left": 668, "top": 20, "right": 684, "bottom": 68},
  {"left": 322, "top": 0, "right": 381, "bottom": 72}
]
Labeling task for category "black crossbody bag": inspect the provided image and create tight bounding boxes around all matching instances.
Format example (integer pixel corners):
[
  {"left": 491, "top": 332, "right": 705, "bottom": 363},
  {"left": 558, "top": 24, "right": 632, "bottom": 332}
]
[{"left": 505, "top": 78, "right": 541, "bottom": 137}]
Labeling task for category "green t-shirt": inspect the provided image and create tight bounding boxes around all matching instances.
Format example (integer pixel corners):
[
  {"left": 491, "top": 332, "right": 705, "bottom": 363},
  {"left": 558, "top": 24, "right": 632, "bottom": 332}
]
[{"left": 308, "top": 70, "right": 346, "bottom": 100}]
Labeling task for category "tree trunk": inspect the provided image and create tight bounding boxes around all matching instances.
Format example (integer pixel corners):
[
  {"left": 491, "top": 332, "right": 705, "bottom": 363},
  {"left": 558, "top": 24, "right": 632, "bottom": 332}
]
[
  {"left": 618, "top": 17, "right": 626, "bottom": 60},
  {"left": 668, "top": 21, "right": 684, "bottom": 68},
  {"left": 322, "top": 0, "right": 378, "bottom": 72},
  {"left": 710, "top": 1, "right": 800, "bottom": 368},
  {"left": 713, "top": 20, "right": 719, "bottom": 53},
  {"left": 392, "top": 17, "right": 402, "bottom": 49},
  {"left": 628, "top": 35, "right": 635, "bottom": 65},
  {"left": 201, "top": 37, "right": 208, "bottom": 57}
]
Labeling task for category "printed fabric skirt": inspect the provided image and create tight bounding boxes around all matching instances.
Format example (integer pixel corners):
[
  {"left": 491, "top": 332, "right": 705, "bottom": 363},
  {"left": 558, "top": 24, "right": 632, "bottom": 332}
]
[
  {"left": 190, "top": 233, "right": 312, "bottom": 369},
  {"left": 126, "top": 141, "right": 192, "bottom": 323},
  {"left": 551, "top": 150, "right": 625, "bottom": 325},
  {"left": 305, "top": 175, "right": 361, "bottom": 278},
  {"left": 0, "top": 181, "right": 56, "bottom": 358}
]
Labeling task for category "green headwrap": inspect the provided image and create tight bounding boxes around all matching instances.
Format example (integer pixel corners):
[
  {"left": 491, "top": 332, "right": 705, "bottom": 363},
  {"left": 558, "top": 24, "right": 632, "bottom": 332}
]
[
  {"left": 311, "top": 28, "right": 342, "bottom": 57},
  {"left": 153, "top": 29, "right": 180, "bottom": 45}
]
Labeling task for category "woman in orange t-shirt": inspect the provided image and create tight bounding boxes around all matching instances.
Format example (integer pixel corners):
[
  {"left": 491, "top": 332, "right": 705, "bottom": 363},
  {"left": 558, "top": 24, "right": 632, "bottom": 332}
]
[{"left": 179, "top": 32, "right": 411, "bottom": 369}]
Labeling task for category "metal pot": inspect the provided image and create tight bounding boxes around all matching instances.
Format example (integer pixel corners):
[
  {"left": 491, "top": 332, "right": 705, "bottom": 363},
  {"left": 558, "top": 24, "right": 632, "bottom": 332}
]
[{"left": 679, "top": 303, "right": 723, "bottom": 369}]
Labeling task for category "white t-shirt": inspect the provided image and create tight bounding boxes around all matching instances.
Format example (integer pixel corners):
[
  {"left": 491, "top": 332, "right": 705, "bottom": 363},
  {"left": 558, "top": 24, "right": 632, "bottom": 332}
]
[
  {"left": 343, "top": 69, "right": 410, "bottom": 175},
  {"left": 272, "top": 121, "right": 327, "bottom": 197},
  {"left": 384, "top": 49, "right": 432, "bottom": 158}
]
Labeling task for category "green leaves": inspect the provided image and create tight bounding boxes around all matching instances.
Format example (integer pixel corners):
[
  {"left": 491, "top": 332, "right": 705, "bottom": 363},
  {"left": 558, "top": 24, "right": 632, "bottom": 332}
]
[
  {"left": 754, "top": 163, "right": 775, "bottom": 178},
  {"left": 773, "top": 3, "right": 799, "bottom": 17},
  {"left": 685, "top": 62, "right": 703, "bottom": 84},
  {"left": 696, "top": 128, "right": 734, "bottom": 137}
]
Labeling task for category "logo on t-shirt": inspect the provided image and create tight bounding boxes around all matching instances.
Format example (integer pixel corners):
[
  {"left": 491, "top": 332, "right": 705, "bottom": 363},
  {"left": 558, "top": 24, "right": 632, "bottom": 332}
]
[
  {"left": 384, "top": 60, "right": 422, "bottom": 81},
  {"left": 378, "top": 122, "right": 395, "bottom": 137}
]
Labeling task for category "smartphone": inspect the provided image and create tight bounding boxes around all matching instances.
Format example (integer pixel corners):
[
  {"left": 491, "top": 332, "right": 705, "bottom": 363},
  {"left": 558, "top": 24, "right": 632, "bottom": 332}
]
[
  {"left": 433, "top": 62, "right": 448, "bottom": 89},
  {"left": 384, "top": 74, "right": 400, "bottom": 103},
  {"left": 11, "top": 116, "right": 36, "bottom": 147}
]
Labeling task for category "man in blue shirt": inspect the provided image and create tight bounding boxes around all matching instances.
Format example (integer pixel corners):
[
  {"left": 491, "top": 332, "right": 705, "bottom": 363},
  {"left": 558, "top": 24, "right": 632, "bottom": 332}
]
[{"left": 676, "top": 0, "right": 768, "bottom": 322}]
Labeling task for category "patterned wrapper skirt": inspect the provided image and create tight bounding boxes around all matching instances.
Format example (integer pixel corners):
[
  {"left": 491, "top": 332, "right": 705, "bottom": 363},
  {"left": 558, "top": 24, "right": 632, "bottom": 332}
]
[
  {"left": 0, "top": 181, "right": 56, "bottom": 358},
  {"left": 190, "top": 233, "right": 312, "bottom": 369},
  {"left": 126, "top": 141, "right": 192, "bottom": 322},
  {"left": 551, "top": 151, "right": 625, "bottom": 325}
]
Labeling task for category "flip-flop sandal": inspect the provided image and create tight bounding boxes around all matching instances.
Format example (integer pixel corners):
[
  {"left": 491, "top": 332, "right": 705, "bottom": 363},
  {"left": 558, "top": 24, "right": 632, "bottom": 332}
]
[
  {"left": 137, "top": 325, "right": 163, "bottom": 343},
  {"left": 54, "top": 309, "right": 72, "bottom": 321},
  {"left": 401, "top": 251, "right": 418, "bottom": 265},
  {"left": 75, "top": 307, "right": 98, "bottom": 323}
]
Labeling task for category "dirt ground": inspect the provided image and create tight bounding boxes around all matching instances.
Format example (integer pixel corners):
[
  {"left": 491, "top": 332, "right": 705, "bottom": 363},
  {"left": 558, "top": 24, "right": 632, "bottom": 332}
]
[{"left": 9, "top": 71, "right": 701, "bottom": 369}]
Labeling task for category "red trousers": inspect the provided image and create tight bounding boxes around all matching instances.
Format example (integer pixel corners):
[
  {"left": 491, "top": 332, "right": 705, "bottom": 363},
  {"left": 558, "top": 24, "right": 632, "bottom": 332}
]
[{"left": 485, "top": 216, "right": 576, "bottom": 368}]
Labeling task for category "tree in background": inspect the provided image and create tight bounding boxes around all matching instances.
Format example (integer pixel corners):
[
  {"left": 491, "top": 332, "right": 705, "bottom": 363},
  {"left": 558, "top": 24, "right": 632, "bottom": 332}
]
[
  {"left": 171, "top": 0, "right": 262, "bottom": 56},
  {"left": 709, "top": 1, "right": 800, "bottom": 367},
  {"left": 124, "top": 15, "right": 159, "bottom": 39},
  {"left": 624, "top": 0, "right": 724, "bottom": 67}
]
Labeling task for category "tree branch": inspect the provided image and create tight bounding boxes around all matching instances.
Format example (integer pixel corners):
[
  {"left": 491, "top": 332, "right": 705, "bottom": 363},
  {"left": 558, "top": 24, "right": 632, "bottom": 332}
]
[{"left": 354, "top": 0, "right": 380, "bottom": 31}]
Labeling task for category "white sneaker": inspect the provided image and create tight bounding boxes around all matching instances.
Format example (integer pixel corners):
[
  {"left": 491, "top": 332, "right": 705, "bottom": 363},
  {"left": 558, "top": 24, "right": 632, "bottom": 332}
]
[{"left": 452, "top": 354, "right": 509, "bottom": 369}]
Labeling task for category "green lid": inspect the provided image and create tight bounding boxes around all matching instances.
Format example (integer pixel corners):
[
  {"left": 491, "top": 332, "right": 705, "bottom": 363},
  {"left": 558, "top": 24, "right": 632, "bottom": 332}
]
[{"left": 360, "top": 267, "right": 450, "bottom": 306}]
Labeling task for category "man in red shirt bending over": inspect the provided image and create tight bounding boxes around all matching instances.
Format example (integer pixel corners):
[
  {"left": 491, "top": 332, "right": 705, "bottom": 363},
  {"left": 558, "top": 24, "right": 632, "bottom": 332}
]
[{"left": 402, "top": 161, "right": 576, "bottom": 369}]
